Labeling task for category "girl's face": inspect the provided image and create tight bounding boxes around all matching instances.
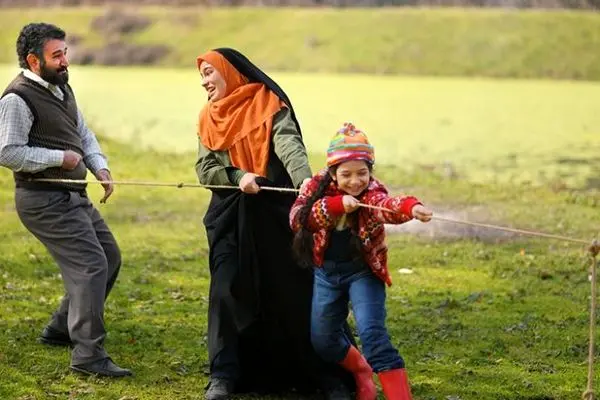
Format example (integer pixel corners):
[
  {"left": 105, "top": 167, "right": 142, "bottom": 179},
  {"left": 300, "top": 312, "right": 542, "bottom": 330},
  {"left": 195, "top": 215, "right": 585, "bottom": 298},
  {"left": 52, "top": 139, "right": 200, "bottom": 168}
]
[
  {"left": 331, "top": 160, "right": 371, "bottom": 196},
  {"left": 200, "top": 61, "right": 227, "bottom": 102}
]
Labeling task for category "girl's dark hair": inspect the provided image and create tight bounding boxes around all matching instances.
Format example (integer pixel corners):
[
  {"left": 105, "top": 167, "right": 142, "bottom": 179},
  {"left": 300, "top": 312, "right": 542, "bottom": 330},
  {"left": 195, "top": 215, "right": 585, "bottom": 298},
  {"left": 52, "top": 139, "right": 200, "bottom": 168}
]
[
  {"left": 292, "top": 163, "right": 372, "bottom": 267},
  {"left": 292, "top": 170, "right": 334, "bottom": 268}
]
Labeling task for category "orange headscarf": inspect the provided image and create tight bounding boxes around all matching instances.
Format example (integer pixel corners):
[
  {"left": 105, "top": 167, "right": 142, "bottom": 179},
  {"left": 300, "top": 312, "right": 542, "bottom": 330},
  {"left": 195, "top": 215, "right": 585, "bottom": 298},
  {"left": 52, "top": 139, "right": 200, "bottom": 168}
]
[{"left": 197, "top": 51, "right": 283, "bottom": 177}]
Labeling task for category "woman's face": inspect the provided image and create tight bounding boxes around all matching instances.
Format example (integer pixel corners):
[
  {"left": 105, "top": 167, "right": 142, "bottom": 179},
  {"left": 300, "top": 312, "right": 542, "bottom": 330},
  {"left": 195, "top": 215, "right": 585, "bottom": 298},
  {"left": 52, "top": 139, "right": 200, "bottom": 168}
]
[
  {"left": 331, "top": 160, "right": 371, "bottom": 196},
  {"left": 200, "top": 61, "right": 227, "bottom": 101}
]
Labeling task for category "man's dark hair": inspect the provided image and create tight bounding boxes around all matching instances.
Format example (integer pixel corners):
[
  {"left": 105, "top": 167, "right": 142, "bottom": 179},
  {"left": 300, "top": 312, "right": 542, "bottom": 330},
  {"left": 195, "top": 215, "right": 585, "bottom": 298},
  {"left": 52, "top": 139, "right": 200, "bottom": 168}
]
[{"left": 16, "top": 23, "right": 66, "bottom": 69}]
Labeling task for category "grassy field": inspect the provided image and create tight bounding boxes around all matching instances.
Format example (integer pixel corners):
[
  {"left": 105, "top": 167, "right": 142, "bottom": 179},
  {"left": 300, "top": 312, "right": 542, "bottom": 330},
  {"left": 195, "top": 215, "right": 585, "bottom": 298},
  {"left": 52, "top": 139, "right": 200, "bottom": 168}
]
[
  {"left": 2, "top": 64, "right": 600, "bottom": 188},
  {"left": 1, "top": 10, "right": 600, "bottom": 397},
  {"left": 0, "top": 135, "right": 599, "bottom": 399},
  {"left": 0, "top": 7, "right": 600, "bottom": 80}
]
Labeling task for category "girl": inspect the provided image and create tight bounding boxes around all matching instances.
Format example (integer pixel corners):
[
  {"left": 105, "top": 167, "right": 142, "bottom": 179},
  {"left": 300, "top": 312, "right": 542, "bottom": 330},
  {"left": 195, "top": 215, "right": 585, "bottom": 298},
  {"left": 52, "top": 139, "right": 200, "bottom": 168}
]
[{"left": 290, "top": 123, "right": 432, "bottom": 400}]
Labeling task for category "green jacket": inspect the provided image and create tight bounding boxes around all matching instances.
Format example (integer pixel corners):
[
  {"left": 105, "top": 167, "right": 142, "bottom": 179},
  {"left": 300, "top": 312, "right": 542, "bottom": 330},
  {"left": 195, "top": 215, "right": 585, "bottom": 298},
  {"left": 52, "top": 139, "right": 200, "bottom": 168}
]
[{"left": 195, "top": 107, "right": 312, "bottom": 189}]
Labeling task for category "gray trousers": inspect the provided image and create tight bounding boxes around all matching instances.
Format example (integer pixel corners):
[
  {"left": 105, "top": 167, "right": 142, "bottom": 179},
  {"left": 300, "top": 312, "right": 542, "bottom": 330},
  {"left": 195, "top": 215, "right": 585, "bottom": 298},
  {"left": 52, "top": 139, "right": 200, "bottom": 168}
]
[{"left": 15, "top": 188, "right": 121, "bottom": 365}]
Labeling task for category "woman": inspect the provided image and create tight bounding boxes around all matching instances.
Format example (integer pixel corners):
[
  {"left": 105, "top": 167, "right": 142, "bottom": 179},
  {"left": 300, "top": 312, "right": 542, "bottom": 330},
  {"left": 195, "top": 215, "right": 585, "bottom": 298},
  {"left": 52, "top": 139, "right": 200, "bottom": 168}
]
[{"left": 195, "top": 48, "right": 354, "bottom": 400}]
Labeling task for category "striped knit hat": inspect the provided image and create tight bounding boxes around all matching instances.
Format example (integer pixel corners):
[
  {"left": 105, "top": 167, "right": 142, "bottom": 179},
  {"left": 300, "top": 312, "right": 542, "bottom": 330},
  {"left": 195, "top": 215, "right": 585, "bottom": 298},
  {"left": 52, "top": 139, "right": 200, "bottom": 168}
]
[{"left": 326, "top": 122, "right": 375, "bottom": 167}]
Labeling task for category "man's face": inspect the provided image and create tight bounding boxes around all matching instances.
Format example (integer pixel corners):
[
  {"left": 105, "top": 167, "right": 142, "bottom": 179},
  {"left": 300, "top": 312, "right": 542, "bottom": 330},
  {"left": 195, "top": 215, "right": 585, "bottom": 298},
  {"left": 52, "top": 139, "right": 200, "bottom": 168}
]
[{"left": 35, "top": 39, "right": 69, "bottom": 85}]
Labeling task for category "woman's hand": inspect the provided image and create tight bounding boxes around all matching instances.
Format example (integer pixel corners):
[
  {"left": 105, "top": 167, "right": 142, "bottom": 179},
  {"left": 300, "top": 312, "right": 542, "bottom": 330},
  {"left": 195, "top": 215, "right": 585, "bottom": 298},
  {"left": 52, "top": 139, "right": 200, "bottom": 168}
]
[
  {"left": 239, "top": 173, "right": 260, "bottom": 194},
  {"left": 412, "top": 204, "right": 433, "bottom": 222}
]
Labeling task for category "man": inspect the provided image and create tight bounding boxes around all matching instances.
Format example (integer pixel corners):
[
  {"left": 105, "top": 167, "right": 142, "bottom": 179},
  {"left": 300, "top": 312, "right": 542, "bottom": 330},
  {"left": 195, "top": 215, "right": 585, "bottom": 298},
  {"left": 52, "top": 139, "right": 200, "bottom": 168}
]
[{"left": 0, "top": 22, "right": 131, "bottom": 377}]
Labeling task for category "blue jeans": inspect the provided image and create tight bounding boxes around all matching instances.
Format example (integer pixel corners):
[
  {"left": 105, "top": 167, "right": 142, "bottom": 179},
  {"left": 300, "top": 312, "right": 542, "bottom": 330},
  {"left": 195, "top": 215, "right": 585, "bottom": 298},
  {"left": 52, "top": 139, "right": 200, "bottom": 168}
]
[{"left": 311, "top": 260, "right": 405, "bottom": 373}]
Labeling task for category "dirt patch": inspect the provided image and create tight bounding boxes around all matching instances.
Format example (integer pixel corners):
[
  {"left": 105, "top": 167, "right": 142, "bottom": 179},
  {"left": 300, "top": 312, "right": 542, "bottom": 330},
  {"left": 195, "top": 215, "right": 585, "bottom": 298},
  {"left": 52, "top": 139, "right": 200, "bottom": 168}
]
[
  {"left": 91, "top": 8, "right": 151, "bottom": 37},
  {"left": 70, "top": 41, "right": 170, "bottom": 66},
  {"left": 66, "top": 8, "right": 171, "bottom": 66},
  {"left": 387, "top": 206, "right": 517, "bottom": 242},
  {"left": 0, "top": 0, "right": 597, "bottom": 8}
]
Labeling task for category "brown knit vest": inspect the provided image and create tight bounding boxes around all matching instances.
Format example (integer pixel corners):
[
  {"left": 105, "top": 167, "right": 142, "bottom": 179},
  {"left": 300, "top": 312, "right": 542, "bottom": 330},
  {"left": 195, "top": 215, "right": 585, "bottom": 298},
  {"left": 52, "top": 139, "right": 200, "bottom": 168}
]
[{"left": 1, "top": 73, "right": 87, "bottom": 192}]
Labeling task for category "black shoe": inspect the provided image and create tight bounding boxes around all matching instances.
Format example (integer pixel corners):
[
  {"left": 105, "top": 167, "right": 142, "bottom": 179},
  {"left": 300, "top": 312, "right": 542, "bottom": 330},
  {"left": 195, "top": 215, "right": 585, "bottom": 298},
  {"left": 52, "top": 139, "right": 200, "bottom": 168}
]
[
  {"left": 205, "top": 378, "right": 235, "bottom": 400},
  {"left": 324, "top": 382, "right": 352, "bottom": 400},
  {"left": 71, "top": 357, "right": 133, "bottom": 377},
  {"left": 39, "top": 326, "right": 72, "bottom": 347}
]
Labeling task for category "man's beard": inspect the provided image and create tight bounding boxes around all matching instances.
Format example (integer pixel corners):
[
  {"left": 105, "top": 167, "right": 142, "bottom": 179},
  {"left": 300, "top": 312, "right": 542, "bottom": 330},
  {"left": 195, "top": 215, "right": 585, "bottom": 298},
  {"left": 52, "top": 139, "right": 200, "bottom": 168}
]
[{"left": 39, "top": 59, "right": 69, "bottom": 85}]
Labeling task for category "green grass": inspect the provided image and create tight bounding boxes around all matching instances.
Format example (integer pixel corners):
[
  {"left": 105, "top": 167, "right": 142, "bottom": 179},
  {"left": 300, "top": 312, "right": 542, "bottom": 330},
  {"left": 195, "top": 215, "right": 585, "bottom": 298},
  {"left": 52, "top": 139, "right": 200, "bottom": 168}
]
[
  {"left": 1, "top": 24, "right": 600, "bottom": 395},
  {"left": 2, "top": 64, "right": 600, "bottom": 188},
  {"left": 1, "top": 7, "right": 600, "bottom": 80},
  {"left": 1, "top": 135, "right": 600, "bottom": 399}
]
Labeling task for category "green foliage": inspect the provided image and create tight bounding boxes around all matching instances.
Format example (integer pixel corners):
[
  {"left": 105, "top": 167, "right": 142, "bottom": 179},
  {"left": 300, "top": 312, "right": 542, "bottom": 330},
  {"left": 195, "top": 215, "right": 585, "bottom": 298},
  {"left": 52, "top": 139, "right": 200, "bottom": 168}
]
[
  {"left": 1, "top": 7, "right": 600, "bottom": 397},
  {"left": 2, "top": 64, "right": 600, "bottom": 188},
  {"left": 0, "top": 7, "right": 600, "bottom": 80},
  {"left": 1, "top": 136, "right": 599, "bottom": 399}
]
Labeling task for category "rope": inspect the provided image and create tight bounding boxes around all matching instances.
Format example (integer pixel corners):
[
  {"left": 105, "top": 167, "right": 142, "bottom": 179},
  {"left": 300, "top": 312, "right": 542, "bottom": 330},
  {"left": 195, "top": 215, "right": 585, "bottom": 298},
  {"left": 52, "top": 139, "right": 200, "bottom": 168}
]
[
  {"left": 357, "top": 202, "right": 590, "bottom": 245},
  {"left": 35, "top": 178, "right": 591, "bottom": 244},
  {"left": 431, "top": 215, "right": 590, "bottom": 245},
  {"left": 31, "top": 178, "right": 299, "bottom": 193},
  {"left": 584, "top": 241, "right": 600, "bottom": 400},
  {"left": 30, "top": 177, "right": 600, "bottom": 396}
]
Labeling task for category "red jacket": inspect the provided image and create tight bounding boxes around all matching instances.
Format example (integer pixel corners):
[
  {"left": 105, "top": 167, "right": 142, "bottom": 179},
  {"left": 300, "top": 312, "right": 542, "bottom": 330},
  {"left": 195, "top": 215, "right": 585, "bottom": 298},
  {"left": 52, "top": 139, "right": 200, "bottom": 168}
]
[{"left": 290, "top": 169, "right": 422, "bottom": 286}]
